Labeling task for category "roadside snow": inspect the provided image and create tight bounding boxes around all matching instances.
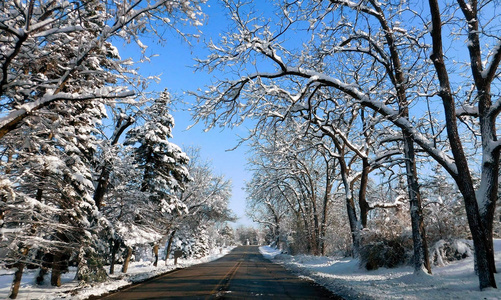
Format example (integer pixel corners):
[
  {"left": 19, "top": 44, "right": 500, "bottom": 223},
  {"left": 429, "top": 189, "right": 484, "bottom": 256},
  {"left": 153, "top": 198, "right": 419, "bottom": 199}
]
[
  {"left": 260, "top": 240, "right": 501, "bottom": 299},
  {"left": 0, "top": 247, "right": 234, "bottom": 300},
  {"left": 259, "top": 245, "right": 282, "bottom": 260}
]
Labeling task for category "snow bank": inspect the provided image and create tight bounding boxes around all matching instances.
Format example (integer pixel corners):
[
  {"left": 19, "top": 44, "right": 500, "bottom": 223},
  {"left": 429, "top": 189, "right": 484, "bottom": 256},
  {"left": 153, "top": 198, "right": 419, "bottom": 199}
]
[
  {"left": 259, "top": 245, "right": 282, "bottom": 260},
  {"left": 0, "top": 246, "right": 234, "bottom": 299},
  {"left": 260, "top": 241, "right": 501, "bottom": 299}
]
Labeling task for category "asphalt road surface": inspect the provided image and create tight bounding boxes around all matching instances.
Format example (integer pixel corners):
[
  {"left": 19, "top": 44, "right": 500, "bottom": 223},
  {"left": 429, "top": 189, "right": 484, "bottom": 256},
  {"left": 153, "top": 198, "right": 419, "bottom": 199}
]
[{"left": 97, "top": 246, "right": 342, "bottom": 299}]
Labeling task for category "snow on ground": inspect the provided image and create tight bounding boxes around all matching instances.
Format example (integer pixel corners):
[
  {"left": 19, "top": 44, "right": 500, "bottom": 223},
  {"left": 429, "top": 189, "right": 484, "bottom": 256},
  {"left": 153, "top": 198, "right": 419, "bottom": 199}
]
[
  {"left": 260, "top": 241, "right": 501, "bottom": 300},
  {"left": 0, "top": 247, "right": 234, "bottom": 300}
]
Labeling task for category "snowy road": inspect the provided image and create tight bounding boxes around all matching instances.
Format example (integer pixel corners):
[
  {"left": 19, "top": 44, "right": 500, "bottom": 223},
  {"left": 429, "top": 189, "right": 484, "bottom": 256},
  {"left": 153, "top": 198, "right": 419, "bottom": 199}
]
[{"left": 95, "top": 246, "right": 341, "bottom": 299}]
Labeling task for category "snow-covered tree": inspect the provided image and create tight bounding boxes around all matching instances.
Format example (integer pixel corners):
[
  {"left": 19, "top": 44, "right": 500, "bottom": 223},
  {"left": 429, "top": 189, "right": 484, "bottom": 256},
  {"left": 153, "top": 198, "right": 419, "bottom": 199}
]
[
  {"left": 165, "top": 147, "right": 234, "bottom": 259},
  {"left": 179, "top": 147, "right": 233, "bottom": 226},
  {"left": 100, "top": 145, "right": 156, "bottom": 274},
  {"left": 0, "top": 0, "right": 205, "bottom": 139},
  {"left": 0, "top": 97, "right": 109, "bottom": 297},
  {"left": 124, "top": 90, "right": 190, "bottom": 241},
  {"left": 245, "top": 120, "right": 337, "bottom": 255},
  {"left": 421, "top": 166, "right": 468, "bottom": 242}
]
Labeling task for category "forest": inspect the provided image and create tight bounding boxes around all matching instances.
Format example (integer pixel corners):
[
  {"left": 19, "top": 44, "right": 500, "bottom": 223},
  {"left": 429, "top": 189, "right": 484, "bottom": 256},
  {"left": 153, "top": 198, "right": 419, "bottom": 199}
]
[{"left": 1, "top": 0, "right": 501, "bottom": 298}]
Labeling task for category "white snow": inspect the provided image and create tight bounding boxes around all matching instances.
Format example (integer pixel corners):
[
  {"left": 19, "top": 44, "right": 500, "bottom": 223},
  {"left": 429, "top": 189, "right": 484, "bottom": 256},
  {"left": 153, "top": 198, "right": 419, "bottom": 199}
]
[
  {"left": 260, "top": 240, "right": 501, "bottom": 299},
  {"left": 0, "top": 247, "right": 234, "bottom": 299}
]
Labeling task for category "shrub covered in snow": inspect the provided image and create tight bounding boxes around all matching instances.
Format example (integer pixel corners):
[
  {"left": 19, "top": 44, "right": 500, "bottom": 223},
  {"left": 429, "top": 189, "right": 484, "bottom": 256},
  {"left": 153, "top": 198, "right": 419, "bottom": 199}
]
[
  {"left": 430, "top": 239, "right": 472, "bottom": 267},
  {"left": 172, "top": 226, "right": 211, "bottom": 259},
  {"left": 359, "top": 239, "right": 409, "bottom": 270}
]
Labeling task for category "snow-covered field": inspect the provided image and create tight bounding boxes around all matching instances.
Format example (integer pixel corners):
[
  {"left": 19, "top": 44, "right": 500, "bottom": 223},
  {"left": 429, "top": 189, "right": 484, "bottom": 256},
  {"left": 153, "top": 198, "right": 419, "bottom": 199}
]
[
  {"left": 260, "top": 241, "right": 501, "bottom": 300},
  {"left": 0, "top": 247, "right": 234, "bottom": 300}
]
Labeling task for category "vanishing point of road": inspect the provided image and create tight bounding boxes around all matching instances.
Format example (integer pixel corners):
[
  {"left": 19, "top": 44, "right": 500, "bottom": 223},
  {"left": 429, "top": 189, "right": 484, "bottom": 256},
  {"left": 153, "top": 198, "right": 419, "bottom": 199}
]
[{"left": 96, "top": 245, "right": 342, "bottom": 299}]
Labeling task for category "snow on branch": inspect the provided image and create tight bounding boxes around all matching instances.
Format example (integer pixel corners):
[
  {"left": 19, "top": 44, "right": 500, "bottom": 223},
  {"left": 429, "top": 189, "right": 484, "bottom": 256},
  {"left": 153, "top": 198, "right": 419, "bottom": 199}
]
[
  {"left": 370, "top": 195, "right": 405, "bottom": 209},
  {"left": 482, "top": 40, "right": 501, "bottom": 83},
  {"left": 456, "top": 104, "right": 479, "bottom": 117},
  {"left": 0, "top": 90, "right": 134, "bottom": 139}
]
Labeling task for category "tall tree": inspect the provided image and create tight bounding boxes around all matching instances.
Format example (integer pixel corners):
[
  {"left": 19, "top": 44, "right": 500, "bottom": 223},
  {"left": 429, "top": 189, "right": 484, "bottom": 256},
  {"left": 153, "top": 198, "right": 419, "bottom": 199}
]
[{"left": 124, "top": 90, "right": 191, "bottom": 241}]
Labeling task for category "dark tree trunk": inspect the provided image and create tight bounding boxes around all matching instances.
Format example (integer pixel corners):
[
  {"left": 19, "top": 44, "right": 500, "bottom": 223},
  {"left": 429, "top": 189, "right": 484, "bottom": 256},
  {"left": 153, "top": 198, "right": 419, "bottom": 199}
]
[
  {"left": 402, "top": 134, "right": 431, "bottom": 274},
  {"left": 165, "top": 230, "right": 176, "bottom": 263},
  {"left": 358, "top": 158, "right": 371, "bottom": 229},
  {"left": 320, "top": 185, "right": 330, "bottom": 256},
  {"left": 109, "top": 238, "right": 121, "bottom": 275},
  {"left": 11, "top": 245, "right": 36, "bottom": 297},
  {"left": 275, "top": 224, "right": 280, "bottom": 248},
  {"left": 36, "top": 267, "right": 48, "bottom": 285},
  {"left": 93, "top": 167, "right": 111, "bottom": 209},
  {"left": 311, "top": 200, "right": 320, "bottom": 256},
  {"left": 345, "top": 194, "right": 360, "bottom": 257},
  {"left": 50, "top": 252, "right": 64, "bottom": 287},
  {"left": 428, "top": 0, "right": 497, "bottom": 289},
  {"left": 335, "top": 143, "right": 360, "bottom": 257},
  {"left": 152, "top": 244, "right": 159, "bottom": 267},
  {"left": 9, "top": 262, "right": 25, "bottom": 299}
]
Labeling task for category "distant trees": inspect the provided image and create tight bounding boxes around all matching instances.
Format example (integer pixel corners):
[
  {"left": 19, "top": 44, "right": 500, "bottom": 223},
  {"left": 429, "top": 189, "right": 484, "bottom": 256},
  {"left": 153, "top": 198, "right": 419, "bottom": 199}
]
[
  {"left": 235, "top": 226, "right": 262, "bottom": 246},
  {"left": 193, "top": 0, "right": 501, "bottom": 290},
  {"left": 245, "top": 120, "right": 336, "bottom": 255}
]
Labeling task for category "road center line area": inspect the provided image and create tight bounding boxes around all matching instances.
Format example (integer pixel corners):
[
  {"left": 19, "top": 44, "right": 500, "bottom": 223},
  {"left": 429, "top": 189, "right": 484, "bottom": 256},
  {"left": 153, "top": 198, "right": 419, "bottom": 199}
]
[{"left": 94, "top": 246, "right": 342, "bottom": 299}]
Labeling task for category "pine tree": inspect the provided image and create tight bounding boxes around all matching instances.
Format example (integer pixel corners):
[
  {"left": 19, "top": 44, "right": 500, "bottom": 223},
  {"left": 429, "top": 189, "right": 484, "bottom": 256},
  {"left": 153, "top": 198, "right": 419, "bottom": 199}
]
[{"left": 124, "top": 90, "right": 190, "bottom": 250}]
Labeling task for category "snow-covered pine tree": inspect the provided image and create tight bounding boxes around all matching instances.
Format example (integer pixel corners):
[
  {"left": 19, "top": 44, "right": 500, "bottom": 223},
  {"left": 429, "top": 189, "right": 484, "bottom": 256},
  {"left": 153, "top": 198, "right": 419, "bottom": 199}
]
[
  {"left": 0, "top": 96, "right": 109, "bottom": 298},
  {"left": 124, "top": 90, "right": 190, "bottom": 255}
]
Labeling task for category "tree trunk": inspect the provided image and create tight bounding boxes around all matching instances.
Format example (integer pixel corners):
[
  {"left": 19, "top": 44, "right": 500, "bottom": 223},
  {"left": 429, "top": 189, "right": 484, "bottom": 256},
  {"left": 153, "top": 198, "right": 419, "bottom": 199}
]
[
  {"left": 109, "top": 238, "right": 120, "bottom": 275},
  {"left": 358, "top": 158, "right": 371, "bottom": 229},
  {"left": 121, "top": 246, "right": 132, "bottom": 273},
  {"left": 165, "top": 230, "right": 177, "bottom": 264},
  {"left": 93, "top": 116, "right": 133, "bottom": 209},
  {"left": 50, "top": 252, "right": 63, "bottom": 287},
  {"left": 275, "top": 224, "right": 281, "bottom": 248},
  {"left": 311, "top": 200, "right": 320, "bottom": 256},
  {"left": 478, "top": 151, "right": 498, "bottom": 275},
  {"left": 346, "top": 194, "right": 360, "bottom": 257},
  {"left": 9, "top": 263, "right": 25, "bottom": 299},
  {"left": 336, "top": 144, "right": 361, "bottom": 257},
  {"left": 320, "top": 168, "right": 334, "bottom": 256},
  {"left": 152, "top": 244, "right": 159, "bottom": 267},
  {"left": 427, "top": 0, "right": 497, "bottom": 288},
  {"left": 36, "top": 267, "right": 48, "bottom": 285},
  {"left": 477, "top": 92, "right": 499, "bottom": 275},
  {"left": 402, "top": 134, "right": 431, "bottom": 274},
  {"left": 319, "top": 204, "right": 328, "bottom": 255}
]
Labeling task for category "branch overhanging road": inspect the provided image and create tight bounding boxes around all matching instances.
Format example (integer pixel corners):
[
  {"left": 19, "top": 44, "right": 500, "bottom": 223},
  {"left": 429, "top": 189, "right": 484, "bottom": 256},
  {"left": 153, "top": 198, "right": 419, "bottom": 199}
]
[{"left": 95, "top": 245, "right": 343, "bottom": 299}]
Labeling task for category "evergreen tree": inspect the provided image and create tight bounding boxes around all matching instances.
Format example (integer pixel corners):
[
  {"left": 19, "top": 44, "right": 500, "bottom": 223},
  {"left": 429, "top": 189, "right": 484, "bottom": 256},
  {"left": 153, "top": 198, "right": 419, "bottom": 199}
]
[{"left": 124, "top": 90, "right": 190, "bottom": 239}]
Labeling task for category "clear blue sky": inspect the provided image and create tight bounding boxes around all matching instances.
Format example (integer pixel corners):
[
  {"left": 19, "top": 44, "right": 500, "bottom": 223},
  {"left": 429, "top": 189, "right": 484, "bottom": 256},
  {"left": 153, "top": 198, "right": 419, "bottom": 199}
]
[{"left": 119, "top": 2, "right": 256, "bottom": 227}]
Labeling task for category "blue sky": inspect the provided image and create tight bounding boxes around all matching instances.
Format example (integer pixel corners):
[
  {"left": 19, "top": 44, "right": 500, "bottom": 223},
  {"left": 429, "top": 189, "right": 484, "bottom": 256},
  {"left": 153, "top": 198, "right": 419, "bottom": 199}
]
[{"left": 119, "top": 2, "right": 256, "bottom": 227}]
